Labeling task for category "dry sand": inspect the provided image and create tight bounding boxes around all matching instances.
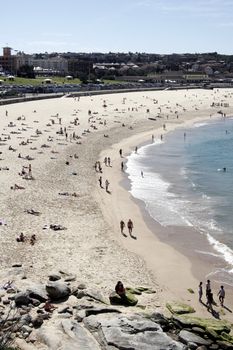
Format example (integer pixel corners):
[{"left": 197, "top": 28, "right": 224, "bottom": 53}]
[{"left": 1, "top": 88, "right": 233, "bottom": 320}]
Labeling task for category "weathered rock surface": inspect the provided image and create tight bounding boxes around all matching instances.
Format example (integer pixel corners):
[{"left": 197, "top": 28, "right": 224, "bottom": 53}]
[
  {"left": 26, "top": 283, "right": 48, "bottom": 302},
  {"left": 179, "top": 329, "right": 212, "bottom": 346},
  {"left": 84, "top": 313, "right": 185, "bottom": 349},
  {"left": 1, "top": 275, "right": 233, "bottom": 350},
  {"left": 73, "top": 287, "right": 108, "bottom": 304},
  {"left": 37, "top": 319, "right": 101, "bottom": 350}
]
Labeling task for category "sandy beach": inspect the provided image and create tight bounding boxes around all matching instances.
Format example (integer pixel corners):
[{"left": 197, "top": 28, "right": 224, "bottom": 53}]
[{"left": 1, "top": 88, "right": 233, "bottom": 323}]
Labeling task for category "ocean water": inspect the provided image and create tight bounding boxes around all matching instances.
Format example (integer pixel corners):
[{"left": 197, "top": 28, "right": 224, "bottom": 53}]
[{"left": 126, "top": 117, "right": 233, "bottom": 281}]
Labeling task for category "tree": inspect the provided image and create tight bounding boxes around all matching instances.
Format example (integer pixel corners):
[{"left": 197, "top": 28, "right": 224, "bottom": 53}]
[
  {"left": 17, "top": 64, "right": 35, "bottom": 78},
  {"left": 78, "top": 72, "right": 88, "bottom": 83}
]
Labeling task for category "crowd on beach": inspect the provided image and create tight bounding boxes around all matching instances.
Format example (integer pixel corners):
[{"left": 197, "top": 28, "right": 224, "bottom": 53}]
[{"left": 0, "top": 88, "right": 233, "bottom": 324}]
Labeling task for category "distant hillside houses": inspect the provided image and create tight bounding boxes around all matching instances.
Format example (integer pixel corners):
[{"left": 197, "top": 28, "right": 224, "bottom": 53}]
[{"left": 0, "top": 47, "right": 233, "bottom": 82}]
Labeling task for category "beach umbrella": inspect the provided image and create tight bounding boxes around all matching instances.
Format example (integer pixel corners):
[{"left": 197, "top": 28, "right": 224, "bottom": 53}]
[{"left": 44, "top": 78, "right": 52, "bottom": 84}]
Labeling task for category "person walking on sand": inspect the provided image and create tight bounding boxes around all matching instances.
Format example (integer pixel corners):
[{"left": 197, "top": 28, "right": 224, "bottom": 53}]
[
  {"left": 127, "top": 219, "right": 133, "bottom": 235},
  {"left": 121, "top": 161, "right": 124, "bottom": 172},
  {"left": 105, "top": 179, "right": 110, "bottom": 192},
  {"left": 107, "top": 157, "right": 111, "bottom": 167},
  {"left": 119, "top": 149, "right": 122, "bottom": 157},
  {"left": 28, "top": 164, "right": 32, "bottom": 176},
  {"left": 206, "top": 279, "right": 211, "bottom": 300},
  {"left": 98, "top": 176, "right": 103, "bottom": 188},
  {"left": 120, "top": 220, "right": 125, "bottom": 234},
  {"left": 198, "top": 282, "right": 203, "bottom": 303},
  {"left": 217, "top": 285, "right": 225, "bottom": 306},
  {"left": 206, "top": 289, "right": 213, "bottom": 312}
]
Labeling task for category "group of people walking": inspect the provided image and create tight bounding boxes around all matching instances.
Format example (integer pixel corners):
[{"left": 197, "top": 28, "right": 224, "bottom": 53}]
[
  {"left": 98, "top": 176, "right": 110, "bottom": 192},
  {"left": 95, "top": 150, "right": 136, "bottom": 236},
  {"left": 120, "top": 219, "right": 134, "bottom": 235},
  {"left": 199, "top": 280, "right": 225, "bottom": 311}
]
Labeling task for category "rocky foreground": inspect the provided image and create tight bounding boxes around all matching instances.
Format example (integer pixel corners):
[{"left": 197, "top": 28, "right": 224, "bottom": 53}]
[{"left": 0, "top": 266, "right": 233, "bottom": 350}]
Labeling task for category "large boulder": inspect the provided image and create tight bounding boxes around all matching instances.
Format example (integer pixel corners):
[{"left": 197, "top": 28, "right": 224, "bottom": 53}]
[
  {"left": 46, "top": 281, "right": 71, "bottom": 301},
  {"left": 109, "top": 291, "right": 138, "bottom": 306},
  {"left": 84, "top": 313, "right": 185, "bottom": 349},
  {"left": 27, "top": 283, "right": 48, "bottom": 302},
  {"left": 72, "top": 287, "right": 107, "bottom": 304}
]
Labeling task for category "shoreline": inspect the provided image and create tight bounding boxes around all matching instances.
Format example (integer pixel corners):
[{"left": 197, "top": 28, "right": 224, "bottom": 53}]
[
  {"left": 96, "top": 107, "right": 233, "bottom": 320},
  {"left": 124, "top": 115, "right": 233, "bottom": 287}
]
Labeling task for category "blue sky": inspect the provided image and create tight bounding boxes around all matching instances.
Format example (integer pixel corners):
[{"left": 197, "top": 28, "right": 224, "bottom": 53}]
[{"left": 1, "top": 0, "right": 233, "bottom": 54}]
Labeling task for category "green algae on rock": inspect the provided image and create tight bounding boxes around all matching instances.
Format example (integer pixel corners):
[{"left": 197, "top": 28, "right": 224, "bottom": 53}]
[
  {"left": 166, "top": 301, "right": 195, "bottom": 315},
  {"left": 173, "top": 314, "right": 232, "bottom": 335}
]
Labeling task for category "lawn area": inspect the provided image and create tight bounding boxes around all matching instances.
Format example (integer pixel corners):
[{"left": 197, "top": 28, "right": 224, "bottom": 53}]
[
  {"left": 0, "top": 76, "right": 127, "bottom": 86},
  {"left": 0, "top": 76, "right": 81, "bottom": 86}
]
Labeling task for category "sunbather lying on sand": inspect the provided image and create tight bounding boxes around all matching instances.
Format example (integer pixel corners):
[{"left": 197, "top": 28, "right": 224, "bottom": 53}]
[
  {"left": 50, "top": 224, "right": 67, "bottom": 231},
  {"left": 58, "top": 192, "right": 78, "bottom": 197},
  {"left": 25, "top": 209, "right": 41, "bottom": 216},
  {"left": 22, "top": 174, "right": 35, "bottom": 180},
  {"left": 11, "top": 184, "right": 25, "bottom": 190},
  {"left": 0, "top": 167, "right": 9, "bottom": 171}
]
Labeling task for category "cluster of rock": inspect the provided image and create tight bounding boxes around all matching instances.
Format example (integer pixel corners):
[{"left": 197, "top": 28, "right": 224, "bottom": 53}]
[{"left": 0, "top": 270, "right": 233, "bottom": 349}]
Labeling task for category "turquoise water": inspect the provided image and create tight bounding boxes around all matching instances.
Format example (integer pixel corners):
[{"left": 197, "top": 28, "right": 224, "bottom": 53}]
[{"left": 126, "top": 116, "right": 233, "bottom": 277}]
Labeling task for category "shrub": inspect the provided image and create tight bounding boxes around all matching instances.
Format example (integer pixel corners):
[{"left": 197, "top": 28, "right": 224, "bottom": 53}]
[{"left": 0, "top": 305, "right": 20, "bottom": 350}]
